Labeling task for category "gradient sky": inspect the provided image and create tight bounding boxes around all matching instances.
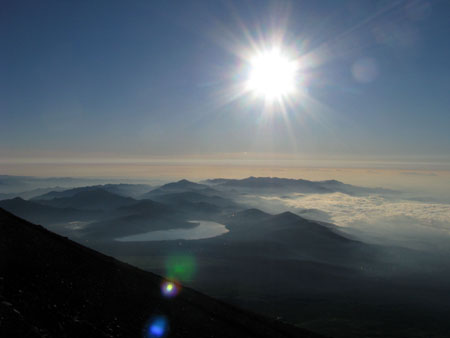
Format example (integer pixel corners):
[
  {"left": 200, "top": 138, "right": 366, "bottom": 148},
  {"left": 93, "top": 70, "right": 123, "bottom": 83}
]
[{"left": 1, "top": 0, "right": 450, "bottom": 171}]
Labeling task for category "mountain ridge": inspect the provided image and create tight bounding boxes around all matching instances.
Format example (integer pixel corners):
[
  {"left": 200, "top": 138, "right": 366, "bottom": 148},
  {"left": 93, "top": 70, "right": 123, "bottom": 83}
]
[
  {"left": 32, "top": 183, "right": 152, "bottom": 200},
  {"left": 142, "top": 180, "right": 218, "bottom": 199},
  {"left": 0, "top": 197, "right": 99, "bottom": 225},
  {"left": 34, "top": 189, "right": 136, "bottom": 211},
  {"left": 203, "top": 176, "right": 394, "bottom": 195}
]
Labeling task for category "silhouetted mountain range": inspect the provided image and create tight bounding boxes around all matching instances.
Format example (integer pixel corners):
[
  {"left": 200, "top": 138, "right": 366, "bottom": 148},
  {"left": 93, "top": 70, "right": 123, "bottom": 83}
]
[
  {"left": 0, "top": 175, "right": 107, "bottom": 194},
  {"left": 33, "top": 184, "right": 152, "bottom": 200},
  {"left": 142, "top": 179, "right": 218, "bottom": 198},
  {"left": 0, "top": 197, "right": 98, "bottom": 225},
  {"left": 1, "top": 177, "right": 449, "bottom": 337},
  {"left": 0, "top": 187, "right": 66, "bottom": 201},
  {"left": 204, "top": 177, "right": 395, "bottom": 195},
  {"left": 34, "top": 189, "right": 136, "bottom": 211},
  {"left": 221, "top": 209, "right": 365, "bottom": 268},
  {"left": 0, "top": 186, "right": 242, "bottom": 239}
]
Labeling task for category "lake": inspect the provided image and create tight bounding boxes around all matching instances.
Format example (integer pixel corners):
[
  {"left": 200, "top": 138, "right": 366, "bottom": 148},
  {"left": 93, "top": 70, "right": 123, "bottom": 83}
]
[{"left": 115, "top": 220, "right": 229, "bottom": 242}]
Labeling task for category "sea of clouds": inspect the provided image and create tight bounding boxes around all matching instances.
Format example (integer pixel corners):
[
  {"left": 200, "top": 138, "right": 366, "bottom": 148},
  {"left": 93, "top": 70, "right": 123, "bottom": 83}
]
[{"left": 243, "top": 192, "right": 450, "bottom": 252}]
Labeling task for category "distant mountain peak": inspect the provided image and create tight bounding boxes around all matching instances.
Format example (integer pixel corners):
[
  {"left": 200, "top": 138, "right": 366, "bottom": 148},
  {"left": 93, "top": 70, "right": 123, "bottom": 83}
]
[
  {"left": 177, "top": 179, "right": 193, "bottom": 184},
  {"left": 170, "top": 179, "right": 205, "bottom": 188},
  {"left": 141, "top": 179, "right": 218, "bottom": 199},
  {"left": 238, "top": 208, "right": 270, "bottom": 218},
  {"left": 272, "top": 211, "right": 303, "bottom": 222},
  {"left": 231, "top": 209, "right": 272, "bottom": 222}
]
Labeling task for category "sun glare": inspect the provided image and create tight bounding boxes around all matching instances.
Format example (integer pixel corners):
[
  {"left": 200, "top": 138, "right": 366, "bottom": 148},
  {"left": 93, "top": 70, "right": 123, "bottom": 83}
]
[{"left": 246, "top": 48, "right": 298, "bottom": 101}]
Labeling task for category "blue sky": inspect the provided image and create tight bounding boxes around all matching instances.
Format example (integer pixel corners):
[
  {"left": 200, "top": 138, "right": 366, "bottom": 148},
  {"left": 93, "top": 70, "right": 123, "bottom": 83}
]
[{"left": 1, "top": 0, "right": 450, "bottom": 171}]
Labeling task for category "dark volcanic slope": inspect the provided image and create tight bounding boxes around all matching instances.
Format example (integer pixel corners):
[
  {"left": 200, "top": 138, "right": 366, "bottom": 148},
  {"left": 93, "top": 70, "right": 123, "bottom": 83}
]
[{"left": 0, "top": 208, "right": 323, "bottom": 338}]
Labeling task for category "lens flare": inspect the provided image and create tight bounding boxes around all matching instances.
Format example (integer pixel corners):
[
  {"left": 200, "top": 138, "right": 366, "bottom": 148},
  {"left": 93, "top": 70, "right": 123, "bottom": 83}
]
[
  {"left": 161, "top": 280, "right": 179, "bottom": 298},
  {"left": 165, "top": 254, "right": 196, "bottom": 282},
  {"left": 352, "top": 57, "right": 378, "bottom": 83},
  {"left": 147, "top": 316, "right": 168, "bottom": 338}
]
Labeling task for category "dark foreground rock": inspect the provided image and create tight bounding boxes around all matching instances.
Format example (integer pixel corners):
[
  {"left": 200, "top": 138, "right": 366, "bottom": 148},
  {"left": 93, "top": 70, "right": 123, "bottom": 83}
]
[{"left": 0, "top": 207, "right": 324, "bottom": 338}]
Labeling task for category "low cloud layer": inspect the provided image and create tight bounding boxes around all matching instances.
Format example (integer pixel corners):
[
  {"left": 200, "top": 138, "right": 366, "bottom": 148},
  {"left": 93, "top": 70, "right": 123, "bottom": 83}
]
[{"left": 248, "top": 193, "right": 450, "bottom": 252}]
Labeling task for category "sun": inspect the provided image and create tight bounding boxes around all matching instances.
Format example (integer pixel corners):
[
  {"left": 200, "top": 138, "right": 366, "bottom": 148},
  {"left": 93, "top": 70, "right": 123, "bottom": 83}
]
[{"left": 246, "top": 48, "right": 298, "bottom": 102}]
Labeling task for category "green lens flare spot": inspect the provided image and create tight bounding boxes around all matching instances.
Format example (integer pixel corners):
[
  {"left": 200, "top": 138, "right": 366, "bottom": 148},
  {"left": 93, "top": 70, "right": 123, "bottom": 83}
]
[{"left": 165, "top": 255, "right": 196, "bottom": 282}]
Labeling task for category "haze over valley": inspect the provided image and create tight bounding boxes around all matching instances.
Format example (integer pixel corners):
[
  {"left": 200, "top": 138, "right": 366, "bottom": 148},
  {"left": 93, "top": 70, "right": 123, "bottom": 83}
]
[{"left": 2, "top": 174, "right": 450, "bottom": 337}]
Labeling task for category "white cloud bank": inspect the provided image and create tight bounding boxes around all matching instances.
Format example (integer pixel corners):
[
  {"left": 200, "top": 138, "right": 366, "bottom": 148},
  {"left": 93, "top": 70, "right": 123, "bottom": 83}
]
[{"left": 255, "top": 193, "right": 450, "bottom": 252}]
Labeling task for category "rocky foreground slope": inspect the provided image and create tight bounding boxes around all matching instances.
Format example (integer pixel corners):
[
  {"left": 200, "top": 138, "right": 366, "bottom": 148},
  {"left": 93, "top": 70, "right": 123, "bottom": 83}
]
[{"left": 0, "top": 207, "right": 324, "bottom": 338}]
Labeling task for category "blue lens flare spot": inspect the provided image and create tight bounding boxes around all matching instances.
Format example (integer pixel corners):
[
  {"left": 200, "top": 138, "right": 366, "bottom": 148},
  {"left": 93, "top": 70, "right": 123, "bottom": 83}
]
[
  {"left": 147, "top": 316, "right": 168, "bottom": 337},
  {"left": 161, "top": 280, "right": 179, "bottom": 298}
]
